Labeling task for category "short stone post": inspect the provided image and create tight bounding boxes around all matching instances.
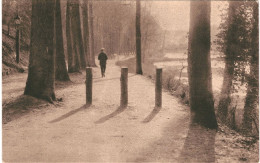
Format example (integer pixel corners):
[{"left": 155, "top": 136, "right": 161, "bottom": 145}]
[
  {"left": 155, "top": 68, "right": 162, "bottom": 107},
  {"left": 120, "top": 67, "right": 128, "bottom": 107},
  {"left": 86, "top": 67, "right": 92, "bottom": 105}
]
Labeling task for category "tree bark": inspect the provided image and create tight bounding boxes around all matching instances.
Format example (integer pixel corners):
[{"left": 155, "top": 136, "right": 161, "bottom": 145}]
[
  {"left": 242, "top": 2, "right": 259, "bottom": 134},
  {"left": 217, "top": 1, "right": 238, "bottom": 123},
  {"left": 136, "top": 0, "right": 143, "bottom": 74},
  {"left": 24, "top": 0, "right": 56, "bottom": 103},
  {"left": 55, "top": 0, "right": 70, "bottom": 81},
  {"left": 71, "top": 0, "right": 86, "bottom": 69},
  {"left": 66, "top": 0, "right": 80, "bottom": 72},
  {"left": 66, "top": 1, "right": 75, "bottom": 72},
  {"left": 89, "top": 0, "right": 97, "bottom": 67},
  {"left": 188, "top": 1, "right": 217, "bottom": 129},
  {"left": 82, "top": 0, "right": 91, "bottom": 67}
]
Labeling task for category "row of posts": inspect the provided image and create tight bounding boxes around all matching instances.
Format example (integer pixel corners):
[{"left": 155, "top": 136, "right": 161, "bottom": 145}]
[{"left": 85, "top": 67, "right": 162, "bottom": 108}]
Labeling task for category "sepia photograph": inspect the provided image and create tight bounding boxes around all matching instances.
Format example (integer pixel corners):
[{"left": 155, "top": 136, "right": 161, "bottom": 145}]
[{"left": 2, "top": 0, "right": 259, "bottom": 162}]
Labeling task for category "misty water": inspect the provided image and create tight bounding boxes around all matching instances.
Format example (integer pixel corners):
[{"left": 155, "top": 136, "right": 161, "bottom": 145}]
[
  {"left": 154, "top": 52, "right": 248, "bottom": 127},
  {"left": 154, "top": 52, "right": 225, "bottom": 92}
]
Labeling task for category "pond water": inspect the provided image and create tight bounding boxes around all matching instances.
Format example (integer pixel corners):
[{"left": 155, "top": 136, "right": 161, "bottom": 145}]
[
  {"left": 153, "top": 52, "right": 249, "bottom": 129},
  {"left": 154, "top": 53, "right": 225, "bottom": 92}
]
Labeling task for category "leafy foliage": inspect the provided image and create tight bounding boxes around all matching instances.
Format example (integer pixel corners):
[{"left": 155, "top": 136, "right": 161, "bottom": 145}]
[{"left": 215, "top": 1, "right": 257, "bottom": 92}]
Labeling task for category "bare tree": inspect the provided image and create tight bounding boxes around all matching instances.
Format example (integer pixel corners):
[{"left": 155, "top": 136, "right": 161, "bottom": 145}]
[
  {"left": 24, "top": 0, "right": 56, "bottom": 102},
  {"left": 188, "top": 1, "right": 217, "bottom": 129}
]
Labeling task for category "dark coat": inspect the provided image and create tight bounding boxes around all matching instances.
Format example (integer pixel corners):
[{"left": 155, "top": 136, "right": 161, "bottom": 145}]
[{"left": 98, "top": 52, "right": 108, "bottom": 66}]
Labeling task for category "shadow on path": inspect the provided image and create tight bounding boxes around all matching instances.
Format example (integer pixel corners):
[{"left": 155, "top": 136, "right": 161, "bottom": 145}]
[
  {"left": 93, "top": 74, "right": 136, "bottom": 83},
  {"left": 142, "top": 107, "right": 162, "bottom": 123},
  {"left": 49, "top": 104, "right": 90, "bottom": 123},
  {"left": 178, "top": 123, "right": 217, "bottom": 162},
  {"left": 3, "top": 95, "right": 48, "bottom": 124},
  {"left": 95, "top": 106, "right": 127, "bottom": 124},
  {"left": 132, "top": 114, "right": 190, "bottom": 162}
]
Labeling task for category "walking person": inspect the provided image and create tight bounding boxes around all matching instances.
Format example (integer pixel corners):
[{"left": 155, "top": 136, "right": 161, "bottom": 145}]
[{"left": 98, "top": 48, "right": 108, "bottom": 77}]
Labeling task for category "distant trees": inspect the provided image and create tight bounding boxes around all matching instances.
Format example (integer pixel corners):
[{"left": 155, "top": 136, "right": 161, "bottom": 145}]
[
  {"left": 91, "top": 1, "right": 135, "bottom": 56},
  {"left": 87, "top": 1, "right": 161, "bottom": 63},
  {"left": 3, "top": 0, "right": 31, "bottom": 48},
  {"left": 19, "top": 0, "right": 163, "bottom": 103},
  {"left": 24, "top": 0, "right": 56, "bottom": 102},
  {"left": 188, "top": 1, "right": 218, "bottom": 129},
  {"left": 141, "top": 2, "right": 162, "bottom": 62}
]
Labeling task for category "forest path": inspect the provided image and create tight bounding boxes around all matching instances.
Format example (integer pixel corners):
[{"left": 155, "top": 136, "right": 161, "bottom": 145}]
[
  {"left": 3, "top": 58, "right": 255, "bottom": 162},
  {"left": 3, "top": 58, "right": 191, "bottom": 162}
]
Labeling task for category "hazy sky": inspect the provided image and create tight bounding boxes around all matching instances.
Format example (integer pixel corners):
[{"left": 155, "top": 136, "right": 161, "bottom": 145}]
[{"left": 149, "top": 1, "right": 228, "bottom": 31}]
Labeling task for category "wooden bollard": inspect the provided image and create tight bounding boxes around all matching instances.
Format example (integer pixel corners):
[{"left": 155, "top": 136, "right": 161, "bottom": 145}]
[
  {"left": 120, "top": 67, "right": 128, "bottom": 107},
  {"left": 86, "top": 67, "right": 92, "bottom": 105},
  {"left": 155, "top": 68, "right": 162, "bottom": 107}
]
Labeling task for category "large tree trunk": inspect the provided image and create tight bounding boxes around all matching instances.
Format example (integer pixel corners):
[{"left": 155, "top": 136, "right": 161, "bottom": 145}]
[
  {"left": 242, "top": 2, "right": 259, "bottom": 134},
  {"left": 71, "top": 0, "right": 86, "bottom": 69},
  {"left": 89, "top": 0, "right": 97, "bottom": 67},
  {"left": 24, "top": 0, "right": 56, "bottom": 103},
  {"left": 217, "top": 1, "right": 239, "bottom": 123},
  {"left": 66, "top": 1, "right": 72, "bottom": 72},
  {"left": 55, "top": 0, "right": 70, "bottom": 81},
  {"left": 82, "top": 0, "right": 91, "bottom": 67},
  {"left": 188, "top": 1, "right": 217, "bottom": 129},
  {"left": 136, "top": 0, "right": 143, "bottom": 74},
  {"left": 66, "top": 0, "right": 80, "bottom": 72},
  {"left": 66, "top": 1, "right": 76, "bottom": 72}
]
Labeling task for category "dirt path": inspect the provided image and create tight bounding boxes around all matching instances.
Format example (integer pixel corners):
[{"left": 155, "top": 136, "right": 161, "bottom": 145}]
[{"left": 2, "top": 59, "right": 258, "bottom": 162}]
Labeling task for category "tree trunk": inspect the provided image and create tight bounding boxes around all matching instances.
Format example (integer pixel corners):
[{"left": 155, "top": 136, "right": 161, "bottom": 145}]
[
  {"left": 89, "top": 0, "right": 97, "bottom": 67},
  {"left": 66, "top": 1, "right": 75, "bottom": 72},
  {"left": 218, "top": 60, "right": 234, "bottom": 123},
  {"left": 71, "top": 0, "right": 86, "bottom": 69},
  {"left": 188, "top": 1, "right": 217, "bottom": 129},
  {"left": 217, "top": 1, "right": 238, "bottom": 123},
  {"left": 55, "top": 0, "right": 70, "bottom": 81},
  {"left": 136, "top": 0, "right": 143, "bottom": 74},
  {"left": 82, "top": 0, "right": 91, "bottom": 67},
  {"left": 24, "top": 0, "right": 56, "bottom": 103},
  {"left": 66, "top": 0, "right": 80, "bottom": 72},
  {"left": 242, "top": 2, "right": 259, "bottom": 134}
]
